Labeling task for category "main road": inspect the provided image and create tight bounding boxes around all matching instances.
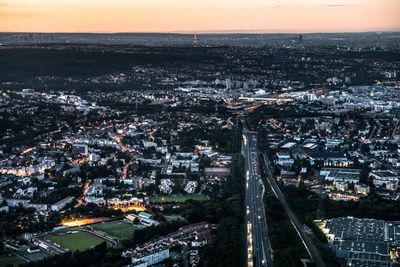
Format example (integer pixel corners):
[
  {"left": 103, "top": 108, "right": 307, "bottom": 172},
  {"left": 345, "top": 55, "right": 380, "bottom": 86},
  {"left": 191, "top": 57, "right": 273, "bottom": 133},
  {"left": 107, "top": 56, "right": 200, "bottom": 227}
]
[
  {"left": 242, "top": 126, "right": 272, "bottom": 267},
  {"left": 260, "top": 153, "right": 326, "bottom": 267}
]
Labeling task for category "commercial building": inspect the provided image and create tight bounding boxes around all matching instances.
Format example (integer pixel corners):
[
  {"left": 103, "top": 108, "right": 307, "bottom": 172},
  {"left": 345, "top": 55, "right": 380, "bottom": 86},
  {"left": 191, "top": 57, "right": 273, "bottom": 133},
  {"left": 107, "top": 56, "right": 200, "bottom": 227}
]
[
  {"left": 309, "top": 152, "right": 352, "bottom": 167},
  {"left": 204, "top": 167, "right": 230, "bottom": 177},
  {"left": 276, "top": 152, "right": 294, "bottom": 167},
  {"left": 319, "top": 217, "right": 400, "bottom": 267},
  {"left": 321, "top": 168, "right": 361, "bottom": 184},
  {"left": 72, "top": 144, "right": 89, "bottom": 155}
]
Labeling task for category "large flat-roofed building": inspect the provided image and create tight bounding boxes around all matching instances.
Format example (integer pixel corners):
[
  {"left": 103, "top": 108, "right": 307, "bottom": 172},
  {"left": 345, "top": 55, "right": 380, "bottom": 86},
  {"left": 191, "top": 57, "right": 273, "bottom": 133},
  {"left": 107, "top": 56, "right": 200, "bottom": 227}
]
[
  {"left": 347, "top": 258, "right": 391, "bottom": 267},
  {"left": 332, "top": 240, "right": 389, "bottom": 260},
  {"left": 131, "top": 260, "right": 147, "bottom": 267},
  {"left": 280, "top": 142, "right": 296, "bottom": 149},
  {"left": 309, "top": 152, "right": 352, "bottom": 167},
  {"left": 370, "top": 170, "right": 399, "bottom": 191},
  {"left": 322, "top": 217, "right": 400, "bottom": 243},
  {"left": 319, "top": 217, "right": 400, "bottom": 266},
  {"left": 276, "top": 152, "right": 294, "bottom": 167},
  {"left": 72, "top": 144, "right": 89, "bottom": 155},
  {"left": 321, "top": 168, "right": 361, "bottom": 184},
  {"left": 204, "top": 167, "right": 230, "bottom": 177}
]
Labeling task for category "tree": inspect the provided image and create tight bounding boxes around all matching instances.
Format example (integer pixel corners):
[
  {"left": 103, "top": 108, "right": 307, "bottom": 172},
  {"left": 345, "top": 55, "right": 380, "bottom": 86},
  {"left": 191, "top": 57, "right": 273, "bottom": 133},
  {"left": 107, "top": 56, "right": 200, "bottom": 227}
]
[{"left": 361, "top": 143, "right": 370, "bottom": 154}]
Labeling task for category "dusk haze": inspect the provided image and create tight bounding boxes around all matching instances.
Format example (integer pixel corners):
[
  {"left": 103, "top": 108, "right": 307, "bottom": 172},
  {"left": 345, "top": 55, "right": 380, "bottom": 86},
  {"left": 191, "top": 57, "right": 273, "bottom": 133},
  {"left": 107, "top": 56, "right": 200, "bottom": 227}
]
[{"left": 0, "top": 0, "right": 399, "bottom": 32}]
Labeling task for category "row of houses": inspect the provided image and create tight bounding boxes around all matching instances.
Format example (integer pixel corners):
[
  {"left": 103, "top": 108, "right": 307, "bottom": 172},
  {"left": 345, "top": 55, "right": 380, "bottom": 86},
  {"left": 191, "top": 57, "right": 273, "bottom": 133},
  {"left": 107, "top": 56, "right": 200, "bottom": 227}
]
[{"left": 123, "top": 222, "right": 214, "bottom": 266}]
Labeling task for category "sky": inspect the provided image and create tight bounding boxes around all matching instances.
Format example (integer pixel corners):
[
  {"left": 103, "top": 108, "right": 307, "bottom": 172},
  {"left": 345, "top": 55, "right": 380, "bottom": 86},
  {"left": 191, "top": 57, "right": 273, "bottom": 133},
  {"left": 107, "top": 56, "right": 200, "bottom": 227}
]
[{"left": 0, "top": 0, "right": 399, "bottom": 33}]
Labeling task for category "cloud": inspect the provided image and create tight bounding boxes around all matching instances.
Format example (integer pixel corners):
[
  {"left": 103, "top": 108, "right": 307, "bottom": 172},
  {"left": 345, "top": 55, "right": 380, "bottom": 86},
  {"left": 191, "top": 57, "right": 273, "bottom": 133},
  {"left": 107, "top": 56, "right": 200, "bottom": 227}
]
[
  {"left": 324, "top": 4, "right": 360, "bottom": 7},
  {"left": 263, "top": 3, "right": 360, "bottom": 9}
]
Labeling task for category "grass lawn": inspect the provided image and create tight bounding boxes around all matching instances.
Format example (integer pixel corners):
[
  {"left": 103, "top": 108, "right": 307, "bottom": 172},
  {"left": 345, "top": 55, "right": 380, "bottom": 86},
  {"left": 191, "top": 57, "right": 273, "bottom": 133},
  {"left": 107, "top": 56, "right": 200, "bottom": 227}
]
[
  {"left": 0, "top": 255, "right": 25, "bottom": 267},
  {"left": 91, "top": 220, "right": 137, "bottom": 240},
  {"left": 46, "top": 231, "right": 104, "bottom": 252},
  {"left": 151, "top": 194, "right": 209, "bottom": 203}
]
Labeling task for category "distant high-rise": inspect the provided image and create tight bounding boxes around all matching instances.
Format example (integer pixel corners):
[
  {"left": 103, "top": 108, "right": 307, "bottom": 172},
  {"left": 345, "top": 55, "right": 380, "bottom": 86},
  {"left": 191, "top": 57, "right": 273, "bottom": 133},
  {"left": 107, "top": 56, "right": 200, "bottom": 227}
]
[
  {"left": 193, "top": 32, "right": 199, "bottom": 47},
  {"left": 299, "top": 34, "right": 303, "bottom": 43}
]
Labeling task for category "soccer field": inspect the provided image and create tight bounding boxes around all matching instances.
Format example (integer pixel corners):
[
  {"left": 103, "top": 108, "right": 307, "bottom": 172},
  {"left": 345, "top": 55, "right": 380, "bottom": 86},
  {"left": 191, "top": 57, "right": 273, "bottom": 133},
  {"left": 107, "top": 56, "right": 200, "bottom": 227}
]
[
  {"left": 151, "top": 194, "right": 209, "bottom": 203},
  {"left": 91, "top": 220, "right": 137, "bottom": 240},
  {"left": 46, "top": 231, "right": 104, "bottom": 252}
]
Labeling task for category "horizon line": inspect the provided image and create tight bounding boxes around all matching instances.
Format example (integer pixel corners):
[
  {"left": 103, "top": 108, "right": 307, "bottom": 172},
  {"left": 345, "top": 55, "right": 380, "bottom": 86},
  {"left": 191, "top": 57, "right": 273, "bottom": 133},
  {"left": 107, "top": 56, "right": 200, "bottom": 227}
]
[{"left": 1, "top": 29, "right": 400, "bottom": 35}]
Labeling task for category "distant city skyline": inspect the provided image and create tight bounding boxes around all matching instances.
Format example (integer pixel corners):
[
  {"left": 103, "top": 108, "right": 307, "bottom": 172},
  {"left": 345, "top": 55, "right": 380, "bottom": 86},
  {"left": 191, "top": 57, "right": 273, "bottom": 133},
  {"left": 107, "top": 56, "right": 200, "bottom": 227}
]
[{"left": 0, "top": 0, "right": 399, "bottom": 33}]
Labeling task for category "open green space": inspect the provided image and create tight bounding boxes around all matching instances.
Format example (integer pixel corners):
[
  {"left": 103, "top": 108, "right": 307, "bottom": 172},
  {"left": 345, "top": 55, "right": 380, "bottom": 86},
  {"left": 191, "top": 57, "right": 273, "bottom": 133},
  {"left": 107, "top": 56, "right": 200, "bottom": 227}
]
[
  {"left": 91, "top": 220, "right": 137, "bottom": 240},
  {"left": 0, "top": 255, "right": 25, "bottom": 267},
  {"left": 46, "top": 231, "right": 104, "bottom": 252},
  {"left": 150, "top": 194, "right": 209, "bottom": 203}
]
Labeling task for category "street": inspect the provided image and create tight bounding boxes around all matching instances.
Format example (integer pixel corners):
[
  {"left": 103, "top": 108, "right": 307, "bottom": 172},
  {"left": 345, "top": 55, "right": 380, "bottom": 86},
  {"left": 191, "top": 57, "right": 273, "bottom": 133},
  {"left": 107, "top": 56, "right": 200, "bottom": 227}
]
[{"left": 243, "top": 127, "right": 272, "bottom": 267}]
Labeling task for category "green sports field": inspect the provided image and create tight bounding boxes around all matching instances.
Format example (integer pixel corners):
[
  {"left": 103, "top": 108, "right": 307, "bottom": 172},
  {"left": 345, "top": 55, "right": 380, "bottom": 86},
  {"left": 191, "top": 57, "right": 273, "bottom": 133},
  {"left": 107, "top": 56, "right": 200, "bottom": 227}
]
[
  {"left": 91, "top": 220, "right": 137, "bottom": 240},
  {"left": 46, "top": 231, "right": 104, "bottom": 252},
  {"left": 151, "top": 194, "right": 209, "bottom": 203},
  {"left": 0, "top": 255, "right": 25, "bottom": 267}
]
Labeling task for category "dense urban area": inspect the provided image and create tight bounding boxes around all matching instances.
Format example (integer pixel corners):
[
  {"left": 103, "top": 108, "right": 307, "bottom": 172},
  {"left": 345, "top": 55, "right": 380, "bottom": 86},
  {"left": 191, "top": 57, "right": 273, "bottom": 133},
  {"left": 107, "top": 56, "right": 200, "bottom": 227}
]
[{"left": 0, "top": 32, "right": 399, "bottom": 267}]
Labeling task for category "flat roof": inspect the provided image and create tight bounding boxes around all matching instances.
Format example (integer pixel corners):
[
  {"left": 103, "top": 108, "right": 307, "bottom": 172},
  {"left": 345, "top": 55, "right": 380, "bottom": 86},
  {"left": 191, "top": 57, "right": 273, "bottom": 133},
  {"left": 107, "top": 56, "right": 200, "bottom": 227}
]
[
  {"left": 281, "top": 142, "right": 296, "bottom": 149},
  {"left": 371, "top": 171, "right": 398, "bottom": 177}
]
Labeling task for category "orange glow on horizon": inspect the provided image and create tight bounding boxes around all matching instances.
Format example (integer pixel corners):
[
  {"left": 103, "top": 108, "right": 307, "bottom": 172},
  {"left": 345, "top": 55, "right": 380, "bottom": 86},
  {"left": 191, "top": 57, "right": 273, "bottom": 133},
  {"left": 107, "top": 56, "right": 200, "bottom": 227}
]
[{"left": 0, "top": 0, "right": 399, "bottom": 33}]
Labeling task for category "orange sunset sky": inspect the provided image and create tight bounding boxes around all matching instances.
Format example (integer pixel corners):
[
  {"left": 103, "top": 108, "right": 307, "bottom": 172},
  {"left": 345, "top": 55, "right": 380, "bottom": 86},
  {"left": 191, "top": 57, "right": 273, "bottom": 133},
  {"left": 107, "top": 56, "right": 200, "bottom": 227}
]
[{"left": 0, "top": 0, "right": 399, "bottom": 33}]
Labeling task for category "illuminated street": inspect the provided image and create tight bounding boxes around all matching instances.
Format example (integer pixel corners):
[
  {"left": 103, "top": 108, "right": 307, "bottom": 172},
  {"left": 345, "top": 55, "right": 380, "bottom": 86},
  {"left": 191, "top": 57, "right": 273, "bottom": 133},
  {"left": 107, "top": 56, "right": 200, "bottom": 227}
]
[{"left": 243, "top": 124, "right": 272, "bottom": 267}]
